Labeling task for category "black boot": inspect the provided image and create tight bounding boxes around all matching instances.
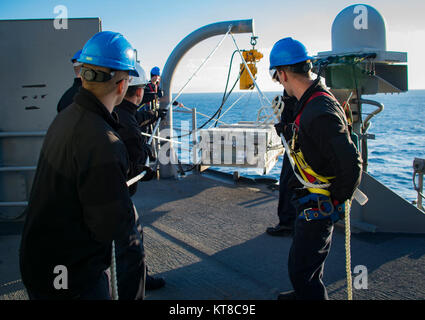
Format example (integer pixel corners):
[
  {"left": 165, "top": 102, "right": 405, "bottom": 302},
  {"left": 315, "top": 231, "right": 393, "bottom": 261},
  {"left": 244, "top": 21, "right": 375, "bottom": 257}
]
[
  {"left": 266, "top": 223, "right": 293, "bottom": 236},
  {"left": 277, "top": 291, "right": 296, "bottom": 300},
  {"left": 145, "top": 274, "right": 165, "bottom": 290}
]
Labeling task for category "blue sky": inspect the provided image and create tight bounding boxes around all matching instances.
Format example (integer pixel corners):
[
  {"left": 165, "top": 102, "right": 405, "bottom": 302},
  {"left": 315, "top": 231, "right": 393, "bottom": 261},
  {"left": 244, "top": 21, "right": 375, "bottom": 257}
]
[{"left": 1, "top": 0, "right": 424, "bottom": 92}]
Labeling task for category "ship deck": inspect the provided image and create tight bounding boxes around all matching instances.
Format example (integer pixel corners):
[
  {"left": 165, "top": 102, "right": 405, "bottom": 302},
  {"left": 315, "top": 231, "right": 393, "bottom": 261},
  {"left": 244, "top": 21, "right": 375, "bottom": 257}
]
[{"left": 1, "top": 171, "right": 424, "bottom": 300}]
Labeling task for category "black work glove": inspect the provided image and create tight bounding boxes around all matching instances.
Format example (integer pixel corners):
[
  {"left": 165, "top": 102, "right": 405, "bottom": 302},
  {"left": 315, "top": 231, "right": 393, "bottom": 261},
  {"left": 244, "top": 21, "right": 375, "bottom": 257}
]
[
  {"left": 274, "top": 122, "right": 285, "bottom": 136},
  {"left": 283, "top": 124, "right": 294, "bottom": 141},
  {"left": 158, "top": 108, "right": 167, "bottom": 120},
  {"left": 143, "top": 144, "right": 156, "bottom": 162},
  {"left": 136, "top": 165, "right": 155, "bottom": 182},
  {"left": 275, "top": 122, "right": 295, "bottom": 142}
]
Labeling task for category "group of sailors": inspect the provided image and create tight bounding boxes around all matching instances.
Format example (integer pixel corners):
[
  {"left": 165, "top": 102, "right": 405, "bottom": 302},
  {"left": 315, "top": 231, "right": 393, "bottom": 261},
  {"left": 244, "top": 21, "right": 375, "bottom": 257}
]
[{"left": 18, "top": 32, "right": 362, "bottom": 300}]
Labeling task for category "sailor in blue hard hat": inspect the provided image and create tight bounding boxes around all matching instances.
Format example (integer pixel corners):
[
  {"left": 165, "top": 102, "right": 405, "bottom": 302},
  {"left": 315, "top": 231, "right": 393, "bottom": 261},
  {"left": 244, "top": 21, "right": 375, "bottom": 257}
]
[
  {"left": 269, "top": 37, "right": 314, "bottom": 98},
  {"left": 79, "top": 31, "right": 139, "bottom": 77},
  {"left": 150, "top": 66, "right": 160, "bottom": 78},
  {"left": 140, "top": 66, "right": 183, "bottom": 111},
  {"left": 266, "top": 38, "right": 312, "bottom": 237},
  {"left": 71, "top": 49, "right": 82, "bottom": 63},
  {"left": 57, "top": 49, "right": 83, "bottom": 112},
  {"left": 139, "top": 66, "right": 162, "bottom": 111},
  {"left": 20, "top": 31, "right": 142, "bottom": 300},
  {"left": 71, "top": 49, "right": 83, "bottom": 76},
  {"left": 71, "top": 49, "right": 83, "bottom": 80},
  {"left": 269, "top": 37, "right": 362, "bottom": 300},
  {"left": 77, "top": 31, "right": 139, "bottom": 110}
]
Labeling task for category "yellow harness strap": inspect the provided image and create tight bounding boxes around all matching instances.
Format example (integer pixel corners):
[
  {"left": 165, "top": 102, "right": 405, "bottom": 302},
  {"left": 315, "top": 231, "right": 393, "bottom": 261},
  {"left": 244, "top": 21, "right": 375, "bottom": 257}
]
[{"left": 291, "top": 149, "right": 335, "bottom": 196}]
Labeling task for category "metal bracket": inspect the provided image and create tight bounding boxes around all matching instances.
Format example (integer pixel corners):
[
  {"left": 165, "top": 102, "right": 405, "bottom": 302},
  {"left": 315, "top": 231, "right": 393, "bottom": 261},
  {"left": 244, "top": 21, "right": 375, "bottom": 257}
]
[
  {"left": 413, "top": 158, "right": 425, "bottom": 174},
  {"left": 359, "top": 133, "right": 375, "bottom": 140},
  {"left": 250, "top": 36, "right": 258, "bottom": 47}
]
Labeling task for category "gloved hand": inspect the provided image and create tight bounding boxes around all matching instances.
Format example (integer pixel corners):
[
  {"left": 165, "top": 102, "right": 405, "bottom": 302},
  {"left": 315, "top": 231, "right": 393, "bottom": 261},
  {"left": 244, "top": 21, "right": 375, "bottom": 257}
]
[
  {"left": 274, "top": 121, "right": 285, "bottom": 136},
  {"left": 275, "top": 122, "right": 295, "bottom": 141},
  {"left": 158, "top": 108, "right": 168, "bottom": 119},
  {"left": 136, "top": 165, "right": 155, "bottom": 182},
  {"left": 143, "top": 144, "right": 156, "bottom": 162},
  {"left": 172, "top": 101, "right": 184, "bottom": 108}
]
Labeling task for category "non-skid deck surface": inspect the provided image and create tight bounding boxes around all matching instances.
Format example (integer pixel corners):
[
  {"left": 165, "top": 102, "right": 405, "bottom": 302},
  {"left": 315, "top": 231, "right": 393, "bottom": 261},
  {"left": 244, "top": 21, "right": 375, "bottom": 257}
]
[{"left": 1, "top": 173, "right": 424, "bottom": 300}]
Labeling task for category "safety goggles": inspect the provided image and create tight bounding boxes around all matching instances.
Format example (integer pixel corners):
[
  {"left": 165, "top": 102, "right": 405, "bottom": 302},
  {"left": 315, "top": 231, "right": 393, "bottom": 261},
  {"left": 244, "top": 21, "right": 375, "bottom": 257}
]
[
  {"left": 269, "top": 68, "right": 279, "bottom": 82},
  {"left": 116, "top": 76, "right": 133, "bottom": 85},
  {"left": 129, "top": 82, "right": 147, "bottom": 89}
]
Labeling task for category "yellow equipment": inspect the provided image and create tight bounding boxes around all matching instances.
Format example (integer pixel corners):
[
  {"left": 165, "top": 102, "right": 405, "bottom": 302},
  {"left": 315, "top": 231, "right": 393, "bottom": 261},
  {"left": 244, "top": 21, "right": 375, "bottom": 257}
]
[{"left": 240, "top": 49, "right": 263, "bottom": 90}]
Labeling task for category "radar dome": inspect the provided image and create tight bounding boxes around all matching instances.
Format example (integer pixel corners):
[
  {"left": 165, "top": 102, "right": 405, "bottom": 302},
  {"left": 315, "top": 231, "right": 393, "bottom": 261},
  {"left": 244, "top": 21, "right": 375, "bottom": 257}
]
[{"left": 331, "top": 4, "right": 387, "bottom": 54}]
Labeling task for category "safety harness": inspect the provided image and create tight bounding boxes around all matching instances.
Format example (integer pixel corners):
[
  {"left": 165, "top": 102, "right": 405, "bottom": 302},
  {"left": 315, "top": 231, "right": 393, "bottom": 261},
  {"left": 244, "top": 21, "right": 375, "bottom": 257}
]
[{"left": 290, "top": 91, "right": 348, "bottom": 222}]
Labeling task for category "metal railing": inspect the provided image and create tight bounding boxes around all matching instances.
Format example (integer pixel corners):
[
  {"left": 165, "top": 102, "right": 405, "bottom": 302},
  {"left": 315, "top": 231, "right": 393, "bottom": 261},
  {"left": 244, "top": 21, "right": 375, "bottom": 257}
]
[{"left": 174, "top": 108, "right": 198, "bottom": 166}]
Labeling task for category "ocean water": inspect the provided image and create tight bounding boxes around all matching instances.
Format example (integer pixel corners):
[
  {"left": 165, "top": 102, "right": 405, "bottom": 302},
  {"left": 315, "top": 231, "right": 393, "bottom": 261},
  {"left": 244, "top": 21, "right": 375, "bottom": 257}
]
[{"left": 172, "top": 90, "right": 425, "bottom": 202}]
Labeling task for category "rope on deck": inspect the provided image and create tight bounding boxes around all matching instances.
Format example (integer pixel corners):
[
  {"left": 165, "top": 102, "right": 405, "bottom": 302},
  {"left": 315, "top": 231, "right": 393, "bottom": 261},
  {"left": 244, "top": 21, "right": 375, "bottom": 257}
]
[{"left": 345, "top": 200, "right": 353, "bottom": 300}]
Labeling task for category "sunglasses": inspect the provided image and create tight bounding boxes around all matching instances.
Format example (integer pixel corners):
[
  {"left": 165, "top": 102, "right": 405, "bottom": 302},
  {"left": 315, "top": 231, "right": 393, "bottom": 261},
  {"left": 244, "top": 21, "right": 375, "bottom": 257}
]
[{"left": 269, "top": 68, "right": 279, "bottom": 82}]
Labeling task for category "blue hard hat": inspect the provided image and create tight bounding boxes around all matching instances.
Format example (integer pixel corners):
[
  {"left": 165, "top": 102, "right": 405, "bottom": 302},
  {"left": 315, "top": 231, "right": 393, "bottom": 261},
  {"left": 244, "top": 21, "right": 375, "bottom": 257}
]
[
  {"left": 150, "top": 66, "right": 160, "bottom": 76},
  {"left": 269, "top": 37, "right": 313, "bottom": 69},
  {"left": 71, "top": 49, "right": 82, "bottom": 63},
  {"left": 78, "top": 31, "right": 139, "bottom": 77}
]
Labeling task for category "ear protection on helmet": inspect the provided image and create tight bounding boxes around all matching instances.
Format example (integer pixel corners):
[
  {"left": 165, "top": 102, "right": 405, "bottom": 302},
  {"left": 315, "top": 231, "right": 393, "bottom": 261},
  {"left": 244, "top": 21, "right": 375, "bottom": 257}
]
[
  {"left": 81, "top": 67, "right": 115, "bottom": 82},
  {"left": 290, "top": 61, "right": 312, "bottom": 74}
]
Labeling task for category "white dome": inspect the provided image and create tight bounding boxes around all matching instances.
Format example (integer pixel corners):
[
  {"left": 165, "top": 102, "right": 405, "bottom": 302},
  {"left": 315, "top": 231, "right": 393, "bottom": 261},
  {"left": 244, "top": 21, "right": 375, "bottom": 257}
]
[{"left": 331, "top": 4, "right": 387, "bottom": 54}]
